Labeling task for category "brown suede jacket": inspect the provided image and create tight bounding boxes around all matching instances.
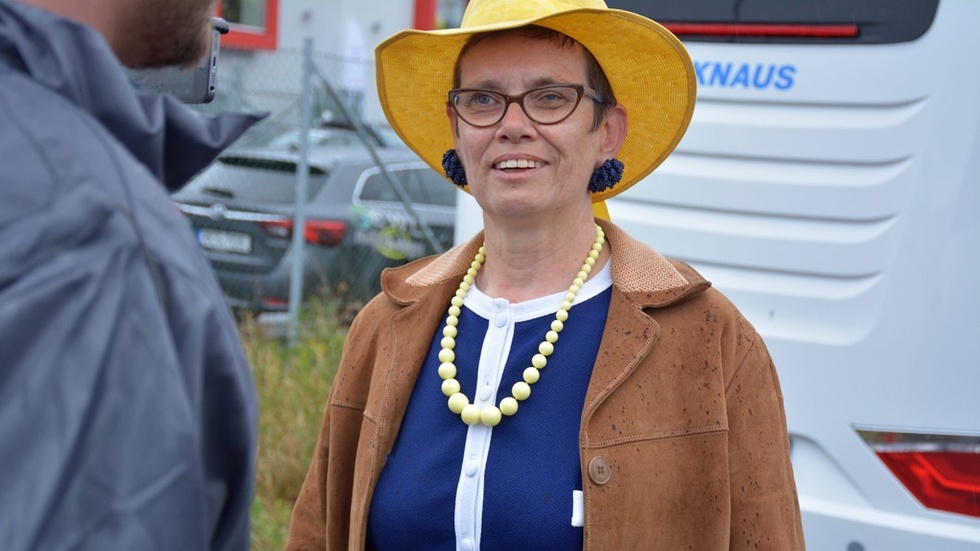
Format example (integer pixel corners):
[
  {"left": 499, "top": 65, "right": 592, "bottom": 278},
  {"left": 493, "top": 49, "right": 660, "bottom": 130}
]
[{"left": 285, "top": 219, "right": 805, "bottom": 550}]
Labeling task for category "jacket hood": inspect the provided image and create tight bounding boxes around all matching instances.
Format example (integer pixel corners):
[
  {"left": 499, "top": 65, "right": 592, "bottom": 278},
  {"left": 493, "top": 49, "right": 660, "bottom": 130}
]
[
  {"left": 0, "top": 0, "right": 264, "bottom": 189},
  {"left": 382, "top": 218, "right": 712, "bottom": 309}
]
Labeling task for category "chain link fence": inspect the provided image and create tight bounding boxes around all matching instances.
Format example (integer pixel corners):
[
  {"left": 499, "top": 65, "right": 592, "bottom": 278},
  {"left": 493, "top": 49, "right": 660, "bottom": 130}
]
[{"left": 172, "top": 42, "right": 456, "bottom": 342}]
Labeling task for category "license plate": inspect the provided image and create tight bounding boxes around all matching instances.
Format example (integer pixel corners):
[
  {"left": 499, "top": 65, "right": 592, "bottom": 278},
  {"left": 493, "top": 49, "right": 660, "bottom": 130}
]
[{"left": 198, "top": 229, "right": 252, "bottom": 254}]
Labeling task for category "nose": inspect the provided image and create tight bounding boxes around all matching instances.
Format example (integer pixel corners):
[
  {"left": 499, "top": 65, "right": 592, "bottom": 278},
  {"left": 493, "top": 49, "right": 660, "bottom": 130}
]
[
  {"left": 502, "top": 99, "right": 530, "bottom": 122},
  {"left": 497, "top": 99, "right": 535, "bottom": 140}
]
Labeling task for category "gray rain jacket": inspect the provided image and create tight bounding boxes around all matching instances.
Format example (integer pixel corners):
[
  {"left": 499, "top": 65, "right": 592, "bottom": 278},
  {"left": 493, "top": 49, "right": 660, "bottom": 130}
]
[{"left": 0, "top": 1, "right": 261, "bottom": 549}]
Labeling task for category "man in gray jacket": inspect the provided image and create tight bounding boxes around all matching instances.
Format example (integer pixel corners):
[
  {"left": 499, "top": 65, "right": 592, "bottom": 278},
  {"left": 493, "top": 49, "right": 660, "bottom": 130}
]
[{"left": 0, "top": 0, "right": 260, "bottom": 549}]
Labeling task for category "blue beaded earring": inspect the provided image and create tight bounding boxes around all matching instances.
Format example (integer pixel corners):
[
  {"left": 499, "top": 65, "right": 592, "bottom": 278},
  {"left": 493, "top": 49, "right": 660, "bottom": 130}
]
[
  {"left": 588, "top": 158, "right": 625, "bottom": 193},
  {"left": 442, "top": 149, "right": 468, "bottom": 188}
]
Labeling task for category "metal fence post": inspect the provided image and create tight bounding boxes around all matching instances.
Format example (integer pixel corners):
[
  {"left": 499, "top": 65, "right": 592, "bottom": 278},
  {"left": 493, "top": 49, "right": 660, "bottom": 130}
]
[{"left": 286, "top": 38, "right": 315, "bottom": 347}]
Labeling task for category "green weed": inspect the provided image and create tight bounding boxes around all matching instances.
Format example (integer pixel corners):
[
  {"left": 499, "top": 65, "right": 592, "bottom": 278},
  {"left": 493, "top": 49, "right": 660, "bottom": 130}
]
[{"left": 240, "top": 297, "right": 350, "bottom": 550}]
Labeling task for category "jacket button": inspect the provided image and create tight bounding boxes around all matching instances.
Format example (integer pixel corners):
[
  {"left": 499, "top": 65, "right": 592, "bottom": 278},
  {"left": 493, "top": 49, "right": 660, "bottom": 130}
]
[{"left": 588, "top": 456, "right": 611, "bottom": 485}]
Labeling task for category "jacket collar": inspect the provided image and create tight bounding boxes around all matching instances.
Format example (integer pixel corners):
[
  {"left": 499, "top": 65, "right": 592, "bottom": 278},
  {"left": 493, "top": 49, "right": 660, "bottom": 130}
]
[
  {"left": 382, "top": 218, "right": 711, "bottom": 309},
  {"left": 0, "top": 1, "right": 263, "bottom": 190}
]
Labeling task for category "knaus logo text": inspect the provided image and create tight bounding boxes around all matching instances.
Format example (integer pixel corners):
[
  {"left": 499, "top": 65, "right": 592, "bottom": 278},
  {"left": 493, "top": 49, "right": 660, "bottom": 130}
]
[{"left": 694, "top": 61, "right": 797, "bottom": 91}]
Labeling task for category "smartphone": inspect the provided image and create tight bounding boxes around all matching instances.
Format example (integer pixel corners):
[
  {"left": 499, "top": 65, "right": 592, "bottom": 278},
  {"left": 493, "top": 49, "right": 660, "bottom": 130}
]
[{"left": 129, "top": 17, "right": 229, "bottom": 104}]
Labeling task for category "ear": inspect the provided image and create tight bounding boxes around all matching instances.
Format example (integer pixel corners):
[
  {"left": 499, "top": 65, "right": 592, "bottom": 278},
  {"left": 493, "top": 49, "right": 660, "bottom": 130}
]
[{"left": 598, "top": 103, "right": 627, "bottom": 159}]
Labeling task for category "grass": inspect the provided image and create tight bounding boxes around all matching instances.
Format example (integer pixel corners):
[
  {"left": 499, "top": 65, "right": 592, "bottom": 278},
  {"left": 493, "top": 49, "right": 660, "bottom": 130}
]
[{"left": 239, "top": 297, "right": 352, "bottom": 551}]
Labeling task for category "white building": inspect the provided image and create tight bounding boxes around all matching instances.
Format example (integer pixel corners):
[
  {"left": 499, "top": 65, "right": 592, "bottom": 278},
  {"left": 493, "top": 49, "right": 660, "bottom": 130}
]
[{"left": 214, "top": 0, "right": 466, "bottom": 124}]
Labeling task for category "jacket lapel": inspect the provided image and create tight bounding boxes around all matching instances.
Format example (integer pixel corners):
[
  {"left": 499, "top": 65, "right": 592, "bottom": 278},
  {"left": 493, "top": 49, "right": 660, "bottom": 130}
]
[
  {"left": 377, "top": 287, "right": 453, "bottom": 455},
  {"left": 581, "top": 287, "right": 660, "bottom": 425},
  {"left": 581, "top": 220, "right": 710, "bottom": 432}
]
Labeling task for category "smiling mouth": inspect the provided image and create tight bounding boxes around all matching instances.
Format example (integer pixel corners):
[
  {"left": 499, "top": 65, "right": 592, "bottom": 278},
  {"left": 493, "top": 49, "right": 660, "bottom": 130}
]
[{"left": 494, "top": 159, "right": 541, "bottom": 171}]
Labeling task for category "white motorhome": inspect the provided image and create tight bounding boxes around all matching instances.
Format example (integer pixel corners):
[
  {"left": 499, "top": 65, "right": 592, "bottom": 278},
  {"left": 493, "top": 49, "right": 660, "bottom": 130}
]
[{"left": 453, "top": 0, "right": 980, "bottom": 547}]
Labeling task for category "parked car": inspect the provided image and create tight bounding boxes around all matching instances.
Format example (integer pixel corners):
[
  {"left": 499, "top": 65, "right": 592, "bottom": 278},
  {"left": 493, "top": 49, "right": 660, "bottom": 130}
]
[{"left": 171, "top": 130, "right": 456, "bottom": 312}]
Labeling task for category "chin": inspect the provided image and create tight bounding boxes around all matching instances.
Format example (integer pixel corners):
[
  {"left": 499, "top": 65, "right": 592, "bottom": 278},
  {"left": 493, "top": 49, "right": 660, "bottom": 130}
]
[
  {"left": 486, "top": 197, "right": 547, "bottom": 220},
  {"left": 132, "top": 6, "right": 211, "bottom": 68}
]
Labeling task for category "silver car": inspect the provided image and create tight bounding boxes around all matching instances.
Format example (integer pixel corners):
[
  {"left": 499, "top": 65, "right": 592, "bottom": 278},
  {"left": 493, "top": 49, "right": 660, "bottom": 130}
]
[{"left": 171, "top": 130, "right": 456, "bottom": 312}]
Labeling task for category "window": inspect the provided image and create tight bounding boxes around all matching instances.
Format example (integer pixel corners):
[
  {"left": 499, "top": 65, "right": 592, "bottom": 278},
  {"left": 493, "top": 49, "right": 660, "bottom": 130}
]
[
  {"left": 397, "top": 169, "right": 458, "bottom": 207},
  {"left": 202, "top": 158, "right": 328, "bottom": 203},
  {"left": 216, "top": 0, "right": 278, "bottom": 50},
  {"left": 360, "top": 168, "right": 457, "bottom": 208}
]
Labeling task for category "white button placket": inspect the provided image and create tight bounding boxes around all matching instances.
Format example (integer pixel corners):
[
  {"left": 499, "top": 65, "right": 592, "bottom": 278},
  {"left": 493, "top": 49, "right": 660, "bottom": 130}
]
[{"left": 454, "top": 297, "right": 514, "bottom": 551}]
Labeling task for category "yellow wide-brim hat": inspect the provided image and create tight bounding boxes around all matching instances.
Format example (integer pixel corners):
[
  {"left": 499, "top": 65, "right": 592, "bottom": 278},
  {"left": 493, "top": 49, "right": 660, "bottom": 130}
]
[{"left": 375, "top": 0, "right": 696, "bottom": 203}]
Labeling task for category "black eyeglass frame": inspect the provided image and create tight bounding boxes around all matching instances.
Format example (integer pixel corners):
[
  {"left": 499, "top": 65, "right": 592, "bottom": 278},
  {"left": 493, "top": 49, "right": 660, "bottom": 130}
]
[{"left": 447, "top": 83, "right": 606, "bottom": 128}]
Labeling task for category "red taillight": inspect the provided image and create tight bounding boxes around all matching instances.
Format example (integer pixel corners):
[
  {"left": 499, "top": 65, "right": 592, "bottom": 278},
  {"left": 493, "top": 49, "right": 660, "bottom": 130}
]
[
  {"left": 304, "top": 220, "right": 347, "bottom": 247},
  {"left": 877, "top": 451, "right": 980, "bottom": 518},
  {"left": 662, "top": 22, "right": 859, "bottom": 39},
  {"left": 859, "top": 430, "right": 980, "bottom": 518},
  {"left": 258, "top": 219, "right": 347, "bottom": 247}
]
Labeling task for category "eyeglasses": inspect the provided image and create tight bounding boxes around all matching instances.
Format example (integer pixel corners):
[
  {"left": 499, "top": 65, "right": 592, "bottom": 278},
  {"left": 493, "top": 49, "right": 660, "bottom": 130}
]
[{"left": 448, "top": 84, "right": 606, "bottom": 128}]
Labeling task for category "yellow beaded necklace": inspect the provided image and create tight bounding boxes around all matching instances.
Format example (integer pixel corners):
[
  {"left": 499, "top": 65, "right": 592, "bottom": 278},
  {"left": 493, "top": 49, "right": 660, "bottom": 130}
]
[{"left": 437, "top": 224, "right": 606, "bottom": 427}]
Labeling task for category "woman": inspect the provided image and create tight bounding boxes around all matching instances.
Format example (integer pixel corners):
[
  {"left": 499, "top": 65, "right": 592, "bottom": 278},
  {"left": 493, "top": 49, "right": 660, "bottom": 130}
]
[{"left": 286, "top": 1, "right": 805, "bottom": 549}]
